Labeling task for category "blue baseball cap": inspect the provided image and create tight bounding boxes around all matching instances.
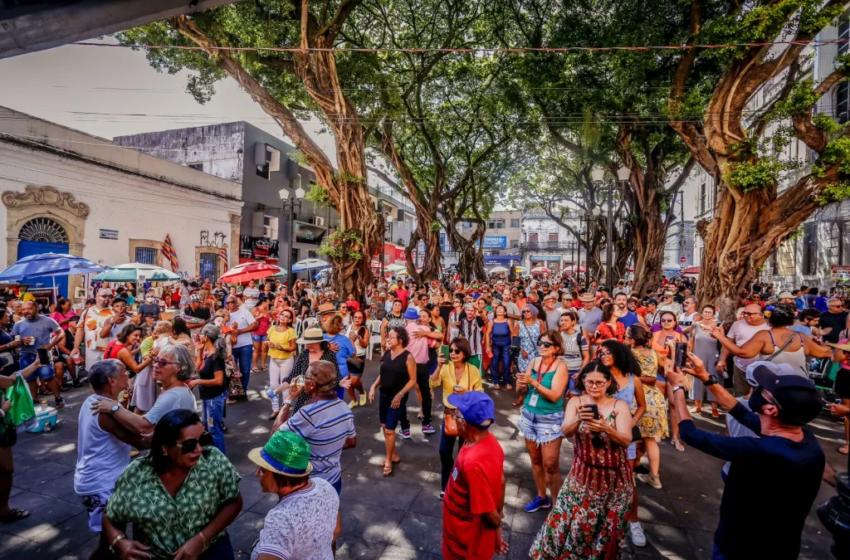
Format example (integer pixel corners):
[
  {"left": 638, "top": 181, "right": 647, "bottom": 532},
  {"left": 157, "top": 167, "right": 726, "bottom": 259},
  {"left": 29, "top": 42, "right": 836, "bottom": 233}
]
[
  {"left": 447, "top": 391, "right": 495, "bottom": 428},
  {"left": 403, "top": 307, "right": 420, "bottom": 320}
]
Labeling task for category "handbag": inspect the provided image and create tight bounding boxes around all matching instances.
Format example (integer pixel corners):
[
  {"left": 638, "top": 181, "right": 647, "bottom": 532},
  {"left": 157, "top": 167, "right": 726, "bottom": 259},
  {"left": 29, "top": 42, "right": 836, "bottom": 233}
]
[{"left": 444, "top": 364, "right": 470, "bottom": 437}]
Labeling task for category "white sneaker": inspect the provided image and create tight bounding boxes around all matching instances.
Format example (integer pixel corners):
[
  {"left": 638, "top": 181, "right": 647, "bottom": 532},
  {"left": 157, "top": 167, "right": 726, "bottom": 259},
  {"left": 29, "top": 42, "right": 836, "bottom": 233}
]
[
  {"left": 636, "top": 473, "right": 663, "bottom": 489},
  {"left": 630, "top": 522, "right": 646, "bottom": 547}
]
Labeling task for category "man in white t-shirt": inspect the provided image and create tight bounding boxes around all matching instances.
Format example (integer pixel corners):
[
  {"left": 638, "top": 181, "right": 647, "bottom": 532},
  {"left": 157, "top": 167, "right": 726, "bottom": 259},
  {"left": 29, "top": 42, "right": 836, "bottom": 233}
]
[
  {"left": 243, "top": 279, "right": 261, "bottom": 309},
  {"left": 721, "top": 304, "right": 770, "bottom": 397},
  {"left": 72, "top": 289, "right": 113, "bottom": 371},
  {"left": 225, "top": 295, "right": 258, "bottom": 391}
]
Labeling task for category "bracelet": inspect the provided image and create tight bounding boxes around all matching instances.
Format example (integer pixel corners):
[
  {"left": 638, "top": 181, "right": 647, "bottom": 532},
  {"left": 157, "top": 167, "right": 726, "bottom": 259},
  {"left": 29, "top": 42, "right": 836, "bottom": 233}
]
[
  {"left": 109, "top": 534, "right": 126, "bottom": 552},
  {"left": 198, "top": 530, "right": 208, "bottom": 549}
]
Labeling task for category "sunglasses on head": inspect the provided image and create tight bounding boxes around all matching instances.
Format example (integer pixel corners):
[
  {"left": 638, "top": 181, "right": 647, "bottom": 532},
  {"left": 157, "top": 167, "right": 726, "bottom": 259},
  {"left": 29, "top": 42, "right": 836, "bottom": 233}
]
[{"left": 177, "top": 431, "right": 213, "bottom": 454}]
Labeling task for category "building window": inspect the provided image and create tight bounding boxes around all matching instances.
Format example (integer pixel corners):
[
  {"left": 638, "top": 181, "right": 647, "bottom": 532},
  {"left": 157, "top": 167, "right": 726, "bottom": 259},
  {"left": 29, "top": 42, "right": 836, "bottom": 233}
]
[
  {"left": 199, "top": 253, "right": 220, "bottom": 282},
  {"left": 803, "top": 222, "right": 817, "bottom": 275},
  {"left": 548, "top": 233, "right": 558, "bottom": 242},
  {"left": 510, "top": 239, "right": 519, "bottom": 248},
  {"left": 840, "top": 12, "right": 850, "bottom": 56},
  {"left": 529, "top": 232, "right": 539, "bottom": 243},
  {"left": 699, "top": 182, "right": 707, "bottom": 215},
  {"left": 487, "top": 219, "right": 505, "bottom": 229},
  {"left": 135, "top": 247, "right": 158, "bottom": 265},
  {"left": 838, "top": 82, "right": 850, "bottom": 124},
  {"left": 828, "top": 221, "right": 843, "bottom": 266},
  {"left": 19, "top": 218, "right": 69, "bottom": 243},
  {"left": 510, "top": 218, "right": 520, "bottom": 228}
]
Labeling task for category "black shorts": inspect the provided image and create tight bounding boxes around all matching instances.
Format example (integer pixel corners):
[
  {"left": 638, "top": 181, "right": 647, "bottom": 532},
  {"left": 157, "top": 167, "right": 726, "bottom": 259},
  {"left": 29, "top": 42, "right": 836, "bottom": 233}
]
[{"left": 836, "top": 368, "right": 850, "bottom": 400}]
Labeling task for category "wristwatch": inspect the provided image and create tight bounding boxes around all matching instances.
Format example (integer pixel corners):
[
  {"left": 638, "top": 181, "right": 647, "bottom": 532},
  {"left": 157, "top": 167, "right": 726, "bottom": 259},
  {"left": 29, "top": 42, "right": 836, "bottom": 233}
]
[
  {"left": 705, "top": 374, "right": 720, "bottom": 387},
  {"left": 109, "top": 404, "right": 121, "bottom": 415}
]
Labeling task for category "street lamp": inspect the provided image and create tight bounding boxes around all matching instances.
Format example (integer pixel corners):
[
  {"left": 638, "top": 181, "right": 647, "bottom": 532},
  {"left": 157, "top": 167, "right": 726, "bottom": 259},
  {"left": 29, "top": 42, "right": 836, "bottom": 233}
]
[
  {"left": 614, "top": 166, "right": 630, "bottom": 291},
  {"left": 576, "top": 206, "right": 601, "bottom": 290},
  {"left": 280, "top": 184, "right": 306, "bottom": 279}
]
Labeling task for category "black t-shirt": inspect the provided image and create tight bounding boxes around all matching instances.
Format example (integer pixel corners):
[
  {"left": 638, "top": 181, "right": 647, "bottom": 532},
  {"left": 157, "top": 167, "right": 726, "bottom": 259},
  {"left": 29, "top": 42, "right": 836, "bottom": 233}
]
[
  {"left": 380, "top": 349, "right": 411, "bottom": 397},
  {"left": 819, "top": 310, "right": 847, "bottom": 343},
  {"left": 198, "top": 355, "right": 227, "bottom": 400},
  {"left": 138, "top": 303, "right": 160, "bottom": 321},
  {"left": 0, "top": 330, "right": 16, "bottom": 376},
  {"left": 183, "top": 305, "right": 212, "bottom": 322}
]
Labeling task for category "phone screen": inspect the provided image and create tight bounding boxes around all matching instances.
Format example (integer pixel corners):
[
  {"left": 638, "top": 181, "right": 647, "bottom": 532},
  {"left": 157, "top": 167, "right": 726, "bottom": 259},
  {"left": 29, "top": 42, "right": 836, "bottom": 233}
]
[
  {"left": 37, "top": 348, "right": 50, "bottom": 366},
  {"left": 440, "top": 345, "right": 451, "bottom": 361}
]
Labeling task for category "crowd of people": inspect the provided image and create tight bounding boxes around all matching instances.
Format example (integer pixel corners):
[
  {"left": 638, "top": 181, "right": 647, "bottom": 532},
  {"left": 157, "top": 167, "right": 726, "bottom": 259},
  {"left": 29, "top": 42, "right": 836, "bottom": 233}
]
[{"left": 0, "top": 271, "right": 844, "bottom": 560}]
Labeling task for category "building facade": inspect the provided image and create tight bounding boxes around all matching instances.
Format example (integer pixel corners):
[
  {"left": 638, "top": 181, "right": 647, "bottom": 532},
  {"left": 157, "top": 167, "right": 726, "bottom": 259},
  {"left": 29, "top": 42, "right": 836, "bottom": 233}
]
[
  {"left": 115, "top": 122, "right": 416, "bottom": 278},
  {"left": 520, "top": 211, "right": 582, "bottom": 274},
  {"left": 0, "top": 106, "right": 243, "bottom": 299}
]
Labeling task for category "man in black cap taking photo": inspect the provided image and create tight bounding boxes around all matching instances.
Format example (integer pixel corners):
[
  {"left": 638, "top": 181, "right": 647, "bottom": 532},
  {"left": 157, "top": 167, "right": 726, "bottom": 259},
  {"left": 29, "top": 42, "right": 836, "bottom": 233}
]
[{"left": 665, "top": 354, "right": 825, "bottom": 560}]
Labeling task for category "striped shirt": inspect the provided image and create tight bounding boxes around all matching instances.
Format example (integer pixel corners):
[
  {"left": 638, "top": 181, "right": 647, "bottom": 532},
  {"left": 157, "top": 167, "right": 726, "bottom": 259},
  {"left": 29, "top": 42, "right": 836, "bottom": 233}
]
[{"left": 280, "top": 398, "right": 355, "bottom": 484}]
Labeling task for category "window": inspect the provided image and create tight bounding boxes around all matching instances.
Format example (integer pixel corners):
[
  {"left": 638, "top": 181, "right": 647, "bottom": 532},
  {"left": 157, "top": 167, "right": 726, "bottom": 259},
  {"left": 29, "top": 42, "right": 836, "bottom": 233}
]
[
  {"left": 510, "top": 239, "right": 519, "bottom": 248},
  {"left": 510, "top": 218, "right": 520, "bottom": 228},
  {"left": 135, "top": 247, "right": 157, "bottom": 265},
  {"left": 828, "top": 221, "right": 843, "bottom": 266},
  {"left": 529, "top": 232, "right": 539, "bottom": 243},
  {"left": 548, "top": 233, "right": 559, "bottom": 242},
  {"left": 803, "top": 222, "right": 817, "bottom": 275},
  {"left": 186, "top": 162, "right": 204, "bottom": 171},
  {"left": 199, "top": 253, "right": 219, "bottom": 282},
  {"left": 699, "top": 182, "right": 707, "bottom": 215},
  {"left": 487, "top": 219, "right": 505, "bottom": 229},
  {"left": 838, "top": 81, "right": 850, "bottom": 124},
  {"left": 840, "top": 12, "right": 850, "bottom": 56}
]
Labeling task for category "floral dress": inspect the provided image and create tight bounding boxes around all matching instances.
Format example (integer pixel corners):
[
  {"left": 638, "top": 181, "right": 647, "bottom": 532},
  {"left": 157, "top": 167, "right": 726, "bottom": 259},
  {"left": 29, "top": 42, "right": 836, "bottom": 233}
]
[
  {"left": 518, "top": 320, "right": 541, "bottom": 373},
  {"left": 530, "top": 406, "right": 633, "bottom": 559},
  {"left": 632, "top": 349, "right": 669, "bottom": 439}
]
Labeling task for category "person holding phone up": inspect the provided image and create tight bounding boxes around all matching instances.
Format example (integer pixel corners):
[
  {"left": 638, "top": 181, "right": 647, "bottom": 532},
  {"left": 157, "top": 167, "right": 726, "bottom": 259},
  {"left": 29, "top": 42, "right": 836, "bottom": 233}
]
[
  {"left": 530, "top": 362, "right": 633, "bottom": 559},
  {"left": 430, "top": 337, "right": 483, "bottom": 500}
]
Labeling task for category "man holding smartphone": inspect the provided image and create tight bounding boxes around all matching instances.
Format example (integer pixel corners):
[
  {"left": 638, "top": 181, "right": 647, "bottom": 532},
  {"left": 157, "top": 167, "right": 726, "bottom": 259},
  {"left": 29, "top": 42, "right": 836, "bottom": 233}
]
[{"left": 11, "top": 301, "right": 64, "bottom": 408}]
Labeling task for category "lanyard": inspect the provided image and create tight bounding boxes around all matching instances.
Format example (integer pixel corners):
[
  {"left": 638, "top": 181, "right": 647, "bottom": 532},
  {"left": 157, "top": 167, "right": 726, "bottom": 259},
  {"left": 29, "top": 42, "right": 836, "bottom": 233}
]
[{"left": 534, "top": 358, "right": 557, "bottom": 385}]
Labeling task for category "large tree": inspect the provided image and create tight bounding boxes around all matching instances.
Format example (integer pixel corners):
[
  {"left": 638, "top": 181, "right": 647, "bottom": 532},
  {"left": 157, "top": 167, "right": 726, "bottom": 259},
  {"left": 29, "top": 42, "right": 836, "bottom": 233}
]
[
  {"left": 493, "top": 0, "right": 705, "bottom": 294},
  {"left": 119, "top": 1, "right": 381, "bottom": 299},
  {"left": 667, "top": 0, "right": 850, "bottom": 316}
]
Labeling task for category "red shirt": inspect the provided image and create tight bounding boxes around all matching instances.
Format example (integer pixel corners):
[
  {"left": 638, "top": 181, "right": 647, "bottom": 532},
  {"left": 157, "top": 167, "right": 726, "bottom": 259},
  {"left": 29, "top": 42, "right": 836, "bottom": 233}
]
[
  {"left": 442, "top": 433, "right": 504, "bottom": 560},
  {"left": 345, "top": 300, "right": 360, "bottom": 312},
  {"left": 395, "top": 288, "right": 409, "bottom": 309}
]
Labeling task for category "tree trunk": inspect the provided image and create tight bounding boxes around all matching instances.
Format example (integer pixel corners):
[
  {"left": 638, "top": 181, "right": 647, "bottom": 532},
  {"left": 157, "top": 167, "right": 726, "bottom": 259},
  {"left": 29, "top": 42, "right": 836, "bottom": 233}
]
[
  {"left": 402, "top": 225, "right": 442, "bottom": 284},
  {"left": 450, "top": 227, "right": 485, "bottom": 283},
  {"left": 631, "top": 211, "right": 667, "bottom": 297}
]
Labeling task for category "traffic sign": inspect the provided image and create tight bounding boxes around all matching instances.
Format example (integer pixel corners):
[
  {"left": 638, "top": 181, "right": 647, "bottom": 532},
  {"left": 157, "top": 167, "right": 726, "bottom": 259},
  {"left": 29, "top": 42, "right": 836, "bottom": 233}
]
[{"left": 679, "top": 255, "right": 687, "bottom": 264}]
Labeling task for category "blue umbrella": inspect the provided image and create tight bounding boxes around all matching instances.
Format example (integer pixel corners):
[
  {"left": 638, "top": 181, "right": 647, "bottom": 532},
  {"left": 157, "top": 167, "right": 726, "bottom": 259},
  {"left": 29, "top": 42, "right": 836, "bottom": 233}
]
[{"left": 0, "top": 253, "right": 103, "bottom": 282}]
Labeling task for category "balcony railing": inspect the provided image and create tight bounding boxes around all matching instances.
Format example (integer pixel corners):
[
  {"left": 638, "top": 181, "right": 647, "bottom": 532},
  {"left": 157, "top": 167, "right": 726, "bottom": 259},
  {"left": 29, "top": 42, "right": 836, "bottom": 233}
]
[{"left": 520, "top": 241, "right": 578, "bottom": 253}]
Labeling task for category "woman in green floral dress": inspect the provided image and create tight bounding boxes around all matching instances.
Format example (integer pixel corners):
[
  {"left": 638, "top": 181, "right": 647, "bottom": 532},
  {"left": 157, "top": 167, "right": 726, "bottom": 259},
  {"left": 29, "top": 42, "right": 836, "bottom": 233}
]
[{"left": 530, "top": 362, "right": 634, "bottom": 559}]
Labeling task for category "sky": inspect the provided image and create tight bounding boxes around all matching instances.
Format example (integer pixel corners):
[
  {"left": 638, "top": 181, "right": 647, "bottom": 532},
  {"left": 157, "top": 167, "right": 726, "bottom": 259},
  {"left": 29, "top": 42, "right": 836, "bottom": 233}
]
[{"left": 0, "top": 38, "right": 338, "bottom": 159}]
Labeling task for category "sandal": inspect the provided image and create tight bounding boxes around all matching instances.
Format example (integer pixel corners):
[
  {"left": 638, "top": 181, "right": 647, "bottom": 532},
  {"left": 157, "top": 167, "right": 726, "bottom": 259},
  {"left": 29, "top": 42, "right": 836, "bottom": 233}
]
[
  {"left": 380, "top": 457, "right": 399, "bottom": 476},
  {"left": 839, "top": 445, "right": 849, "bottom": 455},
  {"left": 672, "top": 439, "right": 685, "bottom": 452},
  {"left": 505, "top": 384, "right": 513, "bottom": 391},
  {"left": 0, "top": 509, "right": 30, "bottom": 523}
]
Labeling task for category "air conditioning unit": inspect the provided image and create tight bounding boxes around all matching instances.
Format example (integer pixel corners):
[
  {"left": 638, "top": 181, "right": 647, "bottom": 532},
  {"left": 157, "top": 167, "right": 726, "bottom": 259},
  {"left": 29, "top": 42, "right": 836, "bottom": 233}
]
[
  {"left": 313, "top": 216, "right": 325, "bottom": 227},
  {"left": 255, "top": 143, "right": 281, "bottom": 180}
]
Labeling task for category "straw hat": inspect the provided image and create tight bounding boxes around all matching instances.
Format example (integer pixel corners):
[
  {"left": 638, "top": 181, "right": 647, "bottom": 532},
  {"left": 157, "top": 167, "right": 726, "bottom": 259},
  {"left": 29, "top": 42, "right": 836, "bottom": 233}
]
[
  {"left": 297, "top": 327, "right": 325, "bottom": 345},
  {"left": 248, "top": 431, "right": 313, "bottom": 477}
]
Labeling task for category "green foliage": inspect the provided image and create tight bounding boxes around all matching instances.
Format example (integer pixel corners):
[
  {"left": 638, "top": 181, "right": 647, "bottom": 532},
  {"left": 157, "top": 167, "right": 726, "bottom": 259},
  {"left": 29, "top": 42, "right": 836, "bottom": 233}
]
[
  {"left": 815, "top": 136, "right": 850, "bottom": 177},
  {"left": 813, "top": 113, "right": 841, "bottom": 136},
  {"left": 429, "top": 221, "right": 441, "bottom": 234},
  {"left": 786, "top": 227, "right": 805, "bottom": 242},
  {"left": 317, "top": 230, "right": 363, "bottom": 261},
  {"left": 305, "top": 184, "right": 331, "bottom": 208},
  {"left": 818, "top": 181, "right": 850, "bottom": 206},
  {"left": 769, "top": 79, "right": 817, "bottom": 120},
  {"left": 724, "top": 159, "right": 786, "bottom": 193}
]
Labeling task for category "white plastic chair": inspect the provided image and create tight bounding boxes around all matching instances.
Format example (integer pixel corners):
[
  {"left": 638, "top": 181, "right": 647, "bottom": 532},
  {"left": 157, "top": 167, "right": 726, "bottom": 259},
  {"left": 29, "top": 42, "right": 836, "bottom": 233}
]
[{"left": 366, "top": 319, "right": 383, "bottom": 360}]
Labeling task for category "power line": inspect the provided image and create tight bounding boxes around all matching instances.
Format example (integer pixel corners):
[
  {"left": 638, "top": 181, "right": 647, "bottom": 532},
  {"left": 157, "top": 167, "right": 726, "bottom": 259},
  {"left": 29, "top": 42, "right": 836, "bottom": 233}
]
[{"left": 72, "top": 37, "right": 840, "bottom": 54}]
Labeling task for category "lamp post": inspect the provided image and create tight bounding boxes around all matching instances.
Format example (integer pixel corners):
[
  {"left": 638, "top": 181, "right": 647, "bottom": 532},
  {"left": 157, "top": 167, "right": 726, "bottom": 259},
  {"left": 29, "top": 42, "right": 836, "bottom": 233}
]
[
  {"left": 577, "top": 206, "right": 601, "bottom": 291},
  {"left": 590, "top": 167, "right": 606, "bottom": 290},
  {"left": 377, "top": 201, "right": 394, "bottom": 280},
  {"left": 280, "top": 184, "right": 306, "bottom": 280},
  {"left": 615, "top": 166, "right": 630, "bottom": 290}
]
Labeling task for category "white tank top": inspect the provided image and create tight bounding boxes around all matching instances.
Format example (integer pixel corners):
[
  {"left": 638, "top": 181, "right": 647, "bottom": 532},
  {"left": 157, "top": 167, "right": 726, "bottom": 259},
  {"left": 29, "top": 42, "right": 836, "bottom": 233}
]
[
  {"left": 74, "top": 393, "right": 131, "bottom": 495},
  {"left": 345, "top": 324, "right": 368, "bottom": 357},
  {"left": 759, "top": 331, "right": 807, "bottom": 375}
]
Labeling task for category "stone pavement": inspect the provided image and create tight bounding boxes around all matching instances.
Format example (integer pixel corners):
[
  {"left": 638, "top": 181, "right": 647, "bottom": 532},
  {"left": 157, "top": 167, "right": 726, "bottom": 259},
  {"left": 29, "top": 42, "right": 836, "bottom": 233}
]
[{"left": 0, "top": 360, "right": 841, "bottom": 560}]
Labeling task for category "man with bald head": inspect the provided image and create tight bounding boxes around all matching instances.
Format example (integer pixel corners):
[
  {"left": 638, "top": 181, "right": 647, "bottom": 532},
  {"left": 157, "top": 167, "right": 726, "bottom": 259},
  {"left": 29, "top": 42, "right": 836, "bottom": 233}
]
[{"left": 721, "top": 304, "right": 770, "bottom": 396}]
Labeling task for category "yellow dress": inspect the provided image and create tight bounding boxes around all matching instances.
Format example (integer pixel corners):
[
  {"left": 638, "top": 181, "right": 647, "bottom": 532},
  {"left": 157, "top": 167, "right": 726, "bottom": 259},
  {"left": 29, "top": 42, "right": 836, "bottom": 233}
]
[{"left": 631, "top": 349, "right": 669, "bottom": 439}]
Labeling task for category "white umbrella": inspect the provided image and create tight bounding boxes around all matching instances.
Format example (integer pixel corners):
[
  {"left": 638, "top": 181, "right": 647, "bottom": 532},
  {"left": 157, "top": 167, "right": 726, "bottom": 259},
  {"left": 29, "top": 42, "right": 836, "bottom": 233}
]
[
  {"left": 489, "top": 266, "right": 509, "bottom": 275},
  {"left": 292, "top": 258, "right": 331, "bottom": 272},
  {"left": 93, "top": 263, "right": 181, "bottom": 282},
  {"left": 385, "top": 263, "right": 406, "bottom": 273}
]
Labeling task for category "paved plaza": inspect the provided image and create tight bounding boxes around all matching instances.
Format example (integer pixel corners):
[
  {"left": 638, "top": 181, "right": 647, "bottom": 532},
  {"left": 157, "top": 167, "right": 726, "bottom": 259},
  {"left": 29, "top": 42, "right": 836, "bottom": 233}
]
[{"left": 0, "top": 361, "right": 841, "bottom": 560}]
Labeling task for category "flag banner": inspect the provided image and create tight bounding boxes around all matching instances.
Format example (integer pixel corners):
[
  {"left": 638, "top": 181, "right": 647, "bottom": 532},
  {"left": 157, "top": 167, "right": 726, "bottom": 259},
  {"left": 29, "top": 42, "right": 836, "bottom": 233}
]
[{"left": 161, "top": 234, "right": 179, "bottom": 272}]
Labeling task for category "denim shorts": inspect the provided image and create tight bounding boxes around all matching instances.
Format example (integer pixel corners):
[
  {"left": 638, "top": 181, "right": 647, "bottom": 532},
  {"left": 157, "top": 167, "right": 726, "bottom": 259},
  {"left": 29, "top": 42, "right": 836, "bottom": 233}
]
[
  {"left": 567, "top": 370, "right": 581, "bottom": 396},
  {"left": 20, "top": 352, "right": 54, "bottom": 381},
  {"left": 518, "top": 408, "right": 564, "bottom": 444},
  {"left": 379, "top": 391, "right": 409, "bottom": 431},
  {"left": 252, "top": 334, "right": 268, "bottom": 343}
]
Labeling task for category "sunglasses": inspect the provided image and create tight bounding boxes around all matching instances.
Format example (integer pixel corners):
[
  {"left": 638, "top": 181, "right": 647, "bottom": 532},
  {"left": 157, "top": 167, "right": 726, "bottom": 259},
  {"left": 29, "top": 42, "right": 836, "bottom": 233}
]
[
  {"left": 598, "top": 350, "right": 612, "bottom": 357},
  {"left": 449, "top": 348, "right": 461, "bottom": 354},
  {"left": 538, "top": 341, "right": 554, "bottom": 348},
  {"left": 176, "top": 431, "right": 214, "bottom": 454}
]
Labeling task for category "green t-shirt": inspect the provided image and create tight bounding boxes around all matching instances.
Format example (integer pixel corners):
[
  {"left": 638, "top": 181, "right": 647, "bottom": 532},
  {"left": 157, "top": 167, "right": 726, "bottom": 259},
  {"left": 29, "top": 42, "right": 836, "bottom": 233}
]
[
  {"left": 105, "top": 447, "right": 241, "bottom": 559},
  {"left": 523, "top": 362, "right": 564, "bottom": 414}
]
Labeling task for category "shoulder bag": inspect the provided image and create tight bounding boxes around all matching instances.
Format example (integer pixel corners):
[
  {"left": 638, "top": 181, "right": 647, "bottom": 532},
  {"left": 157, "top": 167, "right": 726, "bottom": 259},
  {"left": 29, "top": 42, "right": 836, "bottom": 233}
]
[{"left": 444, "top": 364, "right": 470, "bottom": 436}]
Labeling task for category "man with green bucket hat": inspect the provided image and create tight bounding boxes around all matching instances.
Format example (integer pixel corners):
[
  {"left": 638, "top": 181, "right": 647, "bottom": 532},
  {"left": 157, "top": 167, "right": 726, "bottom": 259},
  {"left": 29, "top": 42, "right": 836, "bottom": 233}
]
[{"left": 249, "top": 431, "right": 339, "bottom": 560}]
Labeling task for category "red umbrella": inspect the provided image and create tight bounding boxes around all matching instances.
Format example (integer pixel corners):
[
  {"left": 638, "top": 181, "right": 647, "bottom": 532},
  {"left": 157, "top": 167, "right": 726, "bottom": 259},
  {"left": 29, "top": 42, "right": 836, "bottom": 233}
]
[
  {"left": 220, "top": 261, "right": 282, "bottom": 284},
  {"left": 681, "top": 266, "right": 700, "bottom": 275}
]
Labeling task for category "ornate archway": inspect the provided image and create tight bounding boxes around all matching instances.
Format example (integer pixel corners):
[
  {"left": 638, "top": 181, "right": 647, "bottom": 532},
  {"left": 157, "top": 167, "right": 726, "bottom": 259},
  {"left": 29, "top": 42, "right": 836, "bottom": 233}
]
[{"left": 2, "top": 186, "right": 89, "bottom": 262}]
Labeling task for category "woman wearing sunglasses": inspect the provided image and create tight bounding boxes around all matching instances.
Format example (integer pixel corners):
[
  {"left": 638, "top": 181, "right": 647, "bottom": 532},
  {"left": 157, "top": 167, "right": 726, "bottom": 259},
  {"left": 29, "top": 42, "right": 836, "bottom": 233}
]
[
  {"left": 102, "top": 409, "right": 243, "bottom": 560},
  {"left": 189, "top": 324, "right": 229, "bottom": 454},
  {"left": 651, "top": 310, "right": 687, "bottom": 450},
  {"left": 530, "top": 362, "right": 633, "bottom": 559},
  {"left": 91, "top": 344, "right": 197, "bottom": 436},
  {"left": 430, "top": 337, "right": 483, "bottom": 499},
  {"left": 516, "top": 331, "right": 569, "bottom": 514},
  {"left": 597, "top": 339, "right": 648, "bottom": 547}
]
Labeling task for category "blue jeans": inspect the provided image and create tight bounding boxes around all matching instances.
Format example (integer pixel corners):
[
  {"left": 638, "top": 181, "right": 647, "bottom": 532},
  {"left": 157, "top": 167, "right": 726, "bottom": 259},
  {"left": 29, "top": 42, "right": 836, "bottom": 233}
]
[
  {"left": 490, "top": 343, "right": 511, "bottom": 386},
  {"left": 439, "top": 420, "right": 463, "bottom": 490},
  {"left": 202, "top": 391, "right": 227, "bottom": 454},
  {"left": 231, "top": 345, "right": 253, "bottom": 391}
]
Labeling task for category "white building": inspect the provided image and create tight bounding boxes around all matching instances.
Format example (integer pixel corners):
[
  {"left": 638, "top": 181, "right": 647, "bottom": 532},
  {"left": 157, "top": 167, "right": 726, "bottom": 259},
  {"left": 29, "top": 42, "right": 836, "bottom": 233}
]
[
  {"left": 0, "top": 106, "right": 243, "bottom": 299},
  {"left": 520, "top": 211, "right": 582, "bottom": 273}
]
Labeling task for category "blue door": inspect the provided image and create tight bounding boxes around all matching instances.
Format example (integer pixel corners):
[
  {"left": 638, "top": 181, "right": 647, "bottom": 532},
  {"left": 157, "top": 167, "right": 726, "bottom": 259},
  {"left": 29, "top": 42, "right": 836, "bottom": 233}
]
[{"left": 17, "top": 218, "right": 71, "bottom": 298}]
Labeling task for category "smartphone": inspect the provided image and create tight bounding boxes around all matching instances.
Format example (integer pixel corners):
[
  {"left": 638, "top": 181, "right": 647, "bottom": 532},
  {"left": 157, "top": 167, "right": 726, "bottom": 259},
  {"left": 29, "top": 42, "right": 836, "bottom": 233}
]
[
  {"left": 584, "top": 403, "right": 600, "bottom": 420},
  {"left": 440, "top": 345, "right": 451, "bottom": 361},
  {"left": 674, "top": 342, "right": 688, "bottom": 369},
  {"left": 37, "top": 348, "right": 51, "bottom": 366}
]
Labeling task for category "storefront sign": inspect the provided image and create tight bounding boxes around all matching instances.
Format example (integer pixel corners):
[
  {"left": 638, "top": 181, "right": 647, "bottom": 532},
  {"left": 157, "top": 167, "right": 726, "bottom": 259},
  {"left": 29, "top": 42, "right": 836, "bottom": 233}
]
[
  {"left": 99, "top": 229, "right": 118, "bottom": 240},
  {"left": 831, "top": 265, "right": 850, "bottom": 280},
  {"left": 482, "top": 236, "right": 507, "bottom": 249},
  {"left": 240, "top": 236, "right": 280, "bottom": 262}
]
